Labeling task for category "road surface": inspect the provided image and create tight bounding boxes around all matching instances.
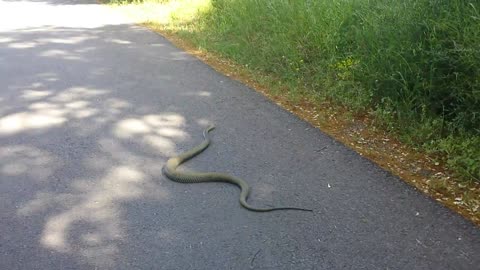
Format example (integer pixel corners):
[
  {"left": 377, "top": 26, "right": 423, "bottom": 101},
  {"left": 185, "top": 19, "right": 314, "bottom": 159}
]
[{"left": 0, "top": 0, "right": 479, "bottom": 269}]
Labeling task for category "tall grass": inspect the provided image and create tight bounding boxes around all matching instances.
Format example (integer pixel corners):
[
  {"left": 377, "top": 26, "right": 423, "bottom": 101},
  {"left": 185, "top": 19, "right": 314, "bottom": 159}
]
[{"left": 114, "top": 0, "right": 480, "bottom": 182}]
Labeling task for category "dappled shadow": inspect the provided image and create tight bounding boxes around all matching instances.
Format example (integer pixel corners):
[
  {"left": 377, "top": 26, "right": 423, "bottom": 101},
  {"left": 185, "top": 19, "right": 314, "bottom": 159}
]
[
  {"left": 2, "top": 1, "right": 480, "bottom": 269},
  {"left": 0, "top": 3, "right": 214, "bottom": 268}
]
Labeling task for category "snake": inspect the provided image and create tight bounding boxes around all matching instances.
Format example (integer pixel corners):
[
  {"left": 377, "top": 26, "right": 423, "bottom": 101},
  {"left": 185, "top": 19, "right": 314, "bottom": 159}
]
[{"left": 162, "top": 125, "right": 312, "bottom": 212}]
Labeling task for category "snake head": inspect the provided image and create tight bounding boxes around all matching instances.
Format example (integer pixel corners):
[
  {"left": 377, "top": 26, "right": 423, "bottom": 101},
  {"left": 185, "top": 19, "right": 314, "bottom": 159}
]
[
  {"left": 206, "top": 125, "right": 215, "bottom": 132},
  {"left": 202, "top": 125, "right": 215, "bottom": 139}
]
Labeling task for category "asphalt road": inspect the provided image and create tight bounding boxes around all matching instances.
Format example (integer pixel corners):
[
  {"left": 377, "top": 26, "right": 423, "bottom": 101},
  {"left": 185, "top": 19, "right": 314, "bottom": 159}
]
[{"left": 0, "top": 0, "right": 479, "bottom": 269}]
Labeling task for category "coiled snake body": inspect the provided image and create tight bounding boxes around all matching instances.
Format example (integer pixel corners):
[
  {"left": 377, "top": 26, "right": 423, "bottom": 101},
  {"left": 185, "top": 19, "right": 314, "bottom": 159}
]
[{"left": 162, "top": 125, "right": 312, "bottom": 212}]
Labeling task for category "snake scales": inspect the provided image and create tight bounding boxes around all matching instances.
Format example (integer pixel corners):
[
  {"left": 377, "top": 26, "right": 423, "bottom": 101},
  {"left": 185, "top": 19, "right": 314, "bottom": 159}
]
[{"left": 162, "top": 125, "right": 312, "bottom": 212}]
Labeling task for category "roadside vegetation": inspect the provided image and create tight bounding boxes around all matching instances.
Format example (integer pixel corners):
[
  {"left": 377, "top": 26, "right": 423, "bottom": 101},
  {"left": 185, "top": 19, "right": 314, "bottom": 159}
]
[{"left": 108, "top": 0, "right": 479, "bottom": 223}]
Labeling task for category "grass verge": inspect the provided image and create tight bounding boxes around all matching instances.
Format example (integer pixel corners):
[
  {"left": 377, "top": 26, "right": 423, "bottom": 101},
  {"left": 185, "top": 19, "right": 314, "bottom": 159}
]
[{"left": 107, "top": 0, "right": 480, "bottom": 225}]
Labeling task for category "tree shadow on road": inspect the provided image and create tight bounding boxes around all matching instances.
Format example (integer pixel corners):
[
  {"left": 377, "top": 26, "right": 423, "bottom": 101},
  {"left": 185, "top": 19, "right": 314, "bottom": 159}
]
[
  {"left": 0, "top": 23, "right": 219, "bottom": 269},
  {"left": 2, "top": 4, "right": 480, "bottom": 270}
]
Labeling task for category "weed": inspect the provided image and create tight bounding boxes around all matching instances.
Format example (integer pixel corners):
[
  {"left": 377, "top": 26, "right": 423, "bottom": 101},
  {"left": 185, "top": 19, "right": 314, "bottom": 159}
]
[{"left": 108, "top": 0, "right": 480, "bottom": 182}]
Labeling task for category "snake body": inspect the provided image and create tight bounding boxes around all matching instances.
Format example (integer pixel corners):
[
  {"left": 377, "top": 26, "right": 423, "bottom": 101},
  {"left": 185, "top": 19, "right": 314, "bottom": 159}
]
[{"left": 162, "top": 125, "right": 312, "bottom": 212}]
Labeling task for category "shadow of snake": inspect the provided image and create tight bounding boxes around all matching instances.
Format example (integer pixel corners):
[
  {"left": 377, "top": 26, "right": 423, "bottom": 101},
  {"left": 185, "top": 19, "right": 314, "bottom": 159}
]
[{"left": 162, "top": 125, "right": 312, "bottom": 212}]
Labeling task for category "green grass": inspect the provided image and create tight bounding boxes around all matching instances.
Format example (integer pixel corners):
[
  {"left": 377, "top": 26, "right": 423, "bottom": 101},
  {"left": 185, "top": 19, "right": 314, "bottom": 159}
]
[{"left": 111, "top": 0, "right": 480, "bottom": 183}]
